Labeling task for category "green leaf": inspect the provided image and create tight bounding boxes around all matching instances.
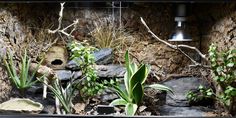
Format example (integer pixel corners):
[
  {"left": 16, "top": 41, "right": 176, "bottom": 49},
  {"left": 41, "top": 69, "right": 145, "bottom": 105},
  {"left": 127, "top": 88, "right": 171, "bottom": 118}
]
[
  {"left": 132, "top": 83, "right": 143, "bottom": 104},
  {"left": 216, "top": 66, "right": 223, "bottom": 73},
  {"left": 130, "top": 63, "right": 138, "bottom": 74},
  {"left": 124, "top": 72, "right": 129, "bottom": 95},
  {"left": 125, "top": 50, "right": 132, "bottom": 79},
  {"left": 109, "top": 99, "right": 127, "bottom": 106},
  {"left": 213, "top": 76, "right": 219, "bottom": 81},
  {"left": 125, "top": 103, "right": 138, "bottom": 116},
  {"left": 113, "top": 85, "right": 129, "bottom": 102},
  {"left": 231, "top": 49, "right": 236, "bottom": 53},
  {"left": 219, "top": 77, "right": 225, "bottom": 82},
  {"left": 130, "top": 64, "right": 147, "bottom": 90},
  {"left": 146, "top": 84, "right": 173, "bottom": 95},
  {"left": 227, "top": 63, "right": 234, "bottom": 68},
  {"left": 207, "top": 92, "right": 213, "bottom": 96}
]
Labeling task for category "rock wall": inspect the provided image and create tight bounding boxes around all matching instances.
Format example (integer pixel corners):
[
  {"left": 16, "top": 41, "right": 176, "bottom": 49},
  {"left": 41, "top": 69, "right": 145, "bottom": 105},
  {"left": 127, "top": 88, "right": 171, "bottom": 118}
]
[{"left": 194, "top": 3, "right": 236, "bottom": 53}]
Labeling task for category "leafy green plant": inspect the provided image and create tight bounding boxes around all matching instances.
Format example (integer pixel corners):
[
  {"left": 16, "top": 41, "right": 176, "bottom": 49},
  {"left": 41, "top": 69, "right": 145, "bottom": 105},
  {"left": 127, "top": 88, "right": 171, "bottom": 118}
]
[
  {"left": 110, "top": 50, "right": 173, "bottom": 116},
  {"left": 209, "top": 44, "right": 236, "bottom": 111},
  {"left": 68, "top": 41, "right": 106, "bottom": 98},
  {"left": 3, "top": 50, "right": 44, "bottom": 96},
  {"left": 186, "top": 85, "right": 214, "bottom": 102}
]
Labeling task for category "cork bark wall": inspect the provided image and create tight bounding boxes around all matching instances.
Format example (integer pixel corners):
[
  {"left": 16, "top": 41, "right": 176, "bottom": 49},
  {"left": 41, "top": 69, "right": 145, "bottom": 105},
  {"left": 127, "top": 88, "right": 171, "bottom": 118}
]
[{"left": 0, "top": 2, "right": 235, "bottom": 103}]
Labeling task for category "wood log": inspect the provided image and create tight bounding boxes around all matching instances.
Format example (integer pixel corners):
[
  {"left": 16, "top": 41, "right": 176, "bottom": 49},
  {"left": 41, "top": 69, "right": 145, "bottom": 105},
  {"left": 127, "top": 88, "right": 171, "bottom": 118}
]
[{"left": 29, "top": 63, "right": 56, "bottom": 81}]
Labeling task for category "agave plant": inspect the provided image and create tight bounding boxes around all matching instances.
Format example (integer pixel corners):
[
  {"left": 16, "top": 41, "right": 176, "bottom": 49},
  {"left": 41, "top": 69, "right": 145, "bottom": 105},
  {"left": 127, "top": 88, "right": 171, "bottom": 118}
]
[
  {"left": 110, "top": 50, "right": 173, "bottom": 116},
  {"left": 3, "top": 50, "right": 44, "bottom": 96},
  {"left": 40, "top": 77, "right": 77, "bottom": 114}
]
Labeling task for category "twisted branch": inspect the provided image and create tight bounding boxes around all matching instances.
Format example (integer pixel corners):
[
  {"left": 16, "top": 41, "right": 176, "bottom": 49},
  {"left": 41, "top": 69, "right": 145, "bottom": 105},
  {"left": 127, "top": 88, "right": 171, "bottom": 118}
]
[{"left": 140, "top": 17, "right": 210, "bottom": 68}]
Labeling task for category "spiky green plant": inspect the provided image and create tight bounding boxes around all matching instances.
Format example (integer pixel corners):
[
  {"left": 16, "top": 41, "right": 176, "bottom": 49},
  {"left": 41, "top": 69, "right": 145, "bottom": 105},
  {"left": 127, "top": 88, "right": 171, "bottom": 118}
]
[{"left": 3, "top": 50, "right": 44, "bottom": 96}]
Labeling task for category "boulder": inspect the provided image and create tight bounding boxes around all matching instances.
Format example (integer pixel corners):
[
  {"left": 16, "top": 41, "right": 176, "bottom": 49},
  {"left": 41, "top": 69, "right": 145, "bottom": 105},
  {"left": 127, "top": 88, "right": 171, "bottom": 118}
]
[
  {"left": 66, "top": 48, "right": 113, "bottom": 70},
  {"left": 162, "top": 77, "right": 210, "bottom": 107},
  {"left": 0, "top": 98, "right": 43, "bottom": 114}
]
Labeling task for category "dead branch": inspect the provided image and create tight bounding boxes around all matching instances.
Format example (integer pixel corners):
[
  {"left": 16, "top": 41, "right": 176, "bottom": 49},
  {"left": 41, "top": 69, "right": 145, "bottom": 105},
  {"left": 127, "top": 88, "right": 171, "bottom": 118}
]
[
  {"left": 140, "top": 17, "right": 210, "bottom": 68},
  {"left": 48, "top": 2, "right": 79, "bottom": 38}
]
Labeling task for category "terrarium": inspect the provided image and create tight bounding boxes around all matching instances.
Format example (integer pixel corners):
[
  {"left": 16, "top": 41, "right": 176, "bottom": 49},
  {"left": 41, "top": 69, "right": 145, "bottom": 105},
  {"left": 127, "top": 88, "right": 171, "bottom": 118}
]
[{"left": 0, "top": 0, "right": 235, "bottom": 117}]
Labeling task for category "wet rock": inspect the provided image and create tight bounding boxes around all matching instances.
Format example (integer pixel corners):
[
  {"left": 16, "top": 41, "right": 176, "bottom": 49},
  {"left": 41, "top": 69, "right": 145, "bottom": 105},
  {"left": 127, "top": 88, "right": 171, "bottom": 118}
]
[
  {"left": 163, "top": 77, "right": 210, "bottom": 107},
  {"left": 159, "top": 105, "right": 215, "bottom": 116},
  {"left": 55, "top": 70, "right": 72, "bottom": 81},
  {"left": 95, "top": 65, "right": 125, "bottom": 78},
  {"left": 66, "top": 48, "right": 113, "bottom": 70}
]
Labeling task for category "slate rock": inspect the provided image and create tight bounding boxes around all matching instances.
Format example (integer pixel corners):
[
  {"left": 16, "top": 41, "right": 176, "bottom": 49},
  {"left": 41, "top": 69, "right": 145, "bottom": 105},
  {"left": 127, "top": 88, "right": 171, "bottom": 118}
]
[
  {"left": 72, "top": 71, "right": 83, "bottom": 79},
  {"left": 94, "top": 48, "right": 113, "bottom": 65},
  {"left": 95, "top": 65, "right": 125, "bottom": 78},
  {"left": 163, "top": 77, "right": 210, "bottom": 107},
  {"left": 55, "top": 70, "right": 72, "bottom": 81},
  {"left": 159, "top": 105, "right": 215, "bottom": 116},
  {"left": 26, "top": 84, "right": 43, "bottom": 95},
  {"left": 66, "top": 48, "right": 113, "bottom": 70}
]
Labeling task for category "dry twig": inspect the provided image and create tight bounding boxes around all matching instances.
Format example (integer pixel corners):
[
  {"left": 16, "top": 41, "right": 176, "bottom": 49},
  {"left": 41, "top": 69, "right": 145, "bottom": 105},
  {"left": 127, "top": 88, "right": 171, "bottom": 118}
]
[
  {"left": 140, "top": 17, "right": 210, "bottom": 68},
  {"left": 48, "top": 2, "right": 79, "bottom": 38}
]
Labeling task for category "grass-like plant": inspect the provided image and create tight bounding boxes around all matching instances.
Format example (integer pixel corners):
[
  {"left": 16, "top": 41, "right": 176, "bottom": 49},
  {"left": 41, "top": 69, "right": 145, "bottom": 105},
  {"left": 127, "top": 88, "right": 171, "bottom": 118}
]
[
  {"left": 110, "top": 50, "right": 173, "bottom": 116},
  {"left": 90, "top": 17, "right": 134, "bottom": 49},
  {"left": 3, "top": 50, "right": 43, "bottom": 96}
]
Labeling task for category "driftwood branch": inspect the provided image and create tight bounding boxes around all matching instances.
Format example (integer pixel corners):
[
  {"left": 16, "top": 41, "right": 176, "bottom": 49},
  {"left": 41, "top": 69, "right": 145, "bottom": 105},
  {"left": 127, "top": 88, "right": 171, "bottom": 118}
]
[
  {"left": 140, "top": 17, "right": 210, "bottom": 68},
  {"left": 48, "top": 2, "right": 79, "bottom": 38}
]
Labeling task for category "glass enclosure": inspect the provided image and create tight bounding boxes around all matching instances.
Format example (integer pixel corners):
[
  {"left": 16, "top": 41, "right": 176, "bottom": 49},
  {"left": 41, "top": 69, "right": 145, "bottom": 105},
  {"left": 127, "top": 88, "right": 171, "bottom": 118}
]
[{"left": 0, "top": 0, "right": 235, "bottom": 117}]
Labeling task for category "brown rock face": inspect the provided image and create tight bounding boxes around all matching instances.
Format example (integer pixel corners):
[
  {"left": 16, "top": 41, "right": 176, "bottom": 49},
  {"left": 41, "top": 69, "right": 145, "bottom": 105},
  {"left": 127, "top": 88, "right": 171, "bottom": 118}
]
[{"left": 0, "top": 66, "right": 11, "bottom": 103}]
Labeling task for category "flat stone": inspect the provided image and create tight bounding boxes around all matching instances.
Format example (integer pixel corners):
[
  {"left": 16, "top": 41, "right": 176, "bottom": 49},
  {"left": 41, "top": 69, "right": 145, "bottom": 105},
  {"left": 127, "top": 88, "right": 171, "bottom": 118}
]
[
  {"left": 94, "top": 48, "right": 113, "bottom": 65},
  {"left": 163, "top": 77, "right": 210, "bottom": 107},
  {"left": 55, "top": 70, "right": 72, "bottom": 81},
  {"left": 66, "top": 48, "right": 113, "bottom": 70},
  {"left": 159, "top": 105, "right": 215, "bottom": 116},
  {"left": 72, "top": 71, "right": 83, "bottom": 79},
  {"left": 95, "top": 65, "right": 125, "bottom": 78}
]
